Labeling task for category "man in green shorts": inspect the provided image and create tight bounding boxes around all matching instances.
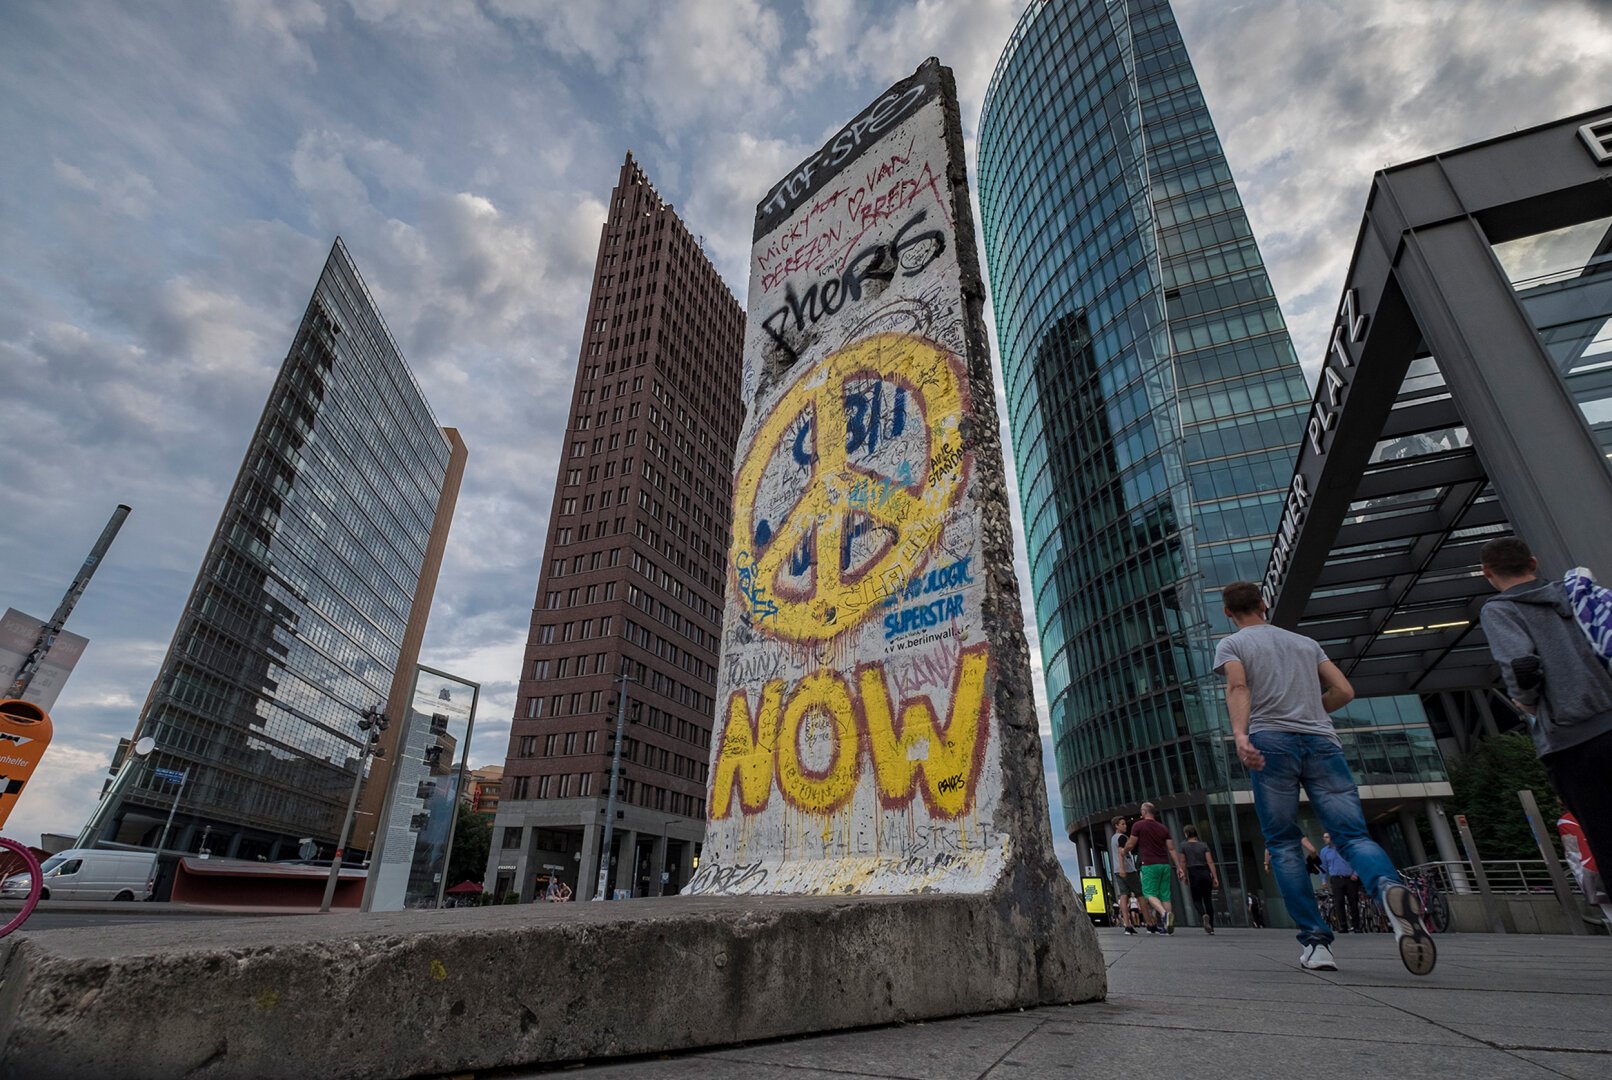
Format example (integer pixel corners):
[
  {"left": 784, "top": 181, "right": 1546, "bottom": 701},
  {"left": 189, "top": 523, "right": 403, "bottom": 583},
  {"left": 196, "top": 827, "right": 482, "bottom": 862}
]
[{"left": 1126, "top": 801, "right": 1179, "bottom": 933}]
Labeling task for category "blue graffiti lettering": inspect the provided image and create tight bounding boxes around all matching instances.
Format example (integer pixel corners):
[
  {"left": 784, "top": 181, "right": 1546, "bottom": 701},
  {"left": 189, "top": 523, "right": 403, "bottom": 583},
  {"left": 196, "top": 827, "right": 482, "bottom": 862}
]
[
  {"left": 735, "top": 551, "right": 778, "bottom": 622},
  {"left": 882, "top": 594, "right": 966, "bottom": 640},
  {"left": 885, "top": 557, "right": 974, "bottom": 607}
]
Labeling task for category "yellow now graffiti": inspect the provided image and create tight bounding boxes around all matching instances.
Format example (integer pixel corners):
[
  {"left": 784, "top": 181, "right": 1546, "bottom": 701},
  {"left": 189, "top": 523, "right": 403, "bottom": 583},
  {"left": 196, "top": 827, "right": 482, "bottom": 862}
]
[{"left": 710, "top": 643, "right": 991, "bottom": 820}]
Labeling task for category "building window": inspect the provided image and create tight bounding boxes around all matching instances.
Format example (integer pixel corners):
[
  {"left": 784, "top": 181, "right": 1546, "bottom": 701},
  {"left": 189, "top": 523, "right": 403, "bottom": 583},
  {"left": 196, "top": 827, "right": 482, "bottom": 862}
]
[
  {"left": 585, "top": 730, "right": 598, "bottom": 753},
  {"left": 539, "top": 625, "right": 556, "bottom": 644},
  {"left": 510, "top": 776, "right": 531, "bottom": 799},
  {"left": 525, "top": 697, "right": 544, "bottom": 718},
  {"left": 544, "top": 734, "right": 557, "bottom": 755},
  {"left": 518, "top": 735, "right": 537, "bottom": 757},
  {"left": 538, "top": 776, "right": 553, "bottom": 799},
  {"left": 503, "top": 827, "right": 523, "bottom": 849}
]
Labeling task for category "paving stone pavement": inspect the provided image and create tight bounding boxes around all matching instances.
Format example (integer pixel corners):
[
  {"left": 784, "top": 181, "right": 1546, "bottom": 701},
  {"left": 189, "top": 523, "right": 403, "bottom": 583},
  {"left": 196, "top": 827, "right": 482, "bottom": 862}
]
[{"left": 487, "top": 926, "right": 1612, "bottom": 1079}]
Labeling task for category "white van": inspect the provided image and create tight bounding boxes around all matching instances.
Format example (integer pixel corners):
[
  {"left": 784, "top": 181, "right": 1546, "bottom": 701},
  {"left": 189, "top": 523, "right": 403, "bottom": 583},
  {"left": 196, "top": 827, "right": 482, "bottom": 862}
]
[{"left": 4, "top": 848, "right": 155, "bottom": 902}]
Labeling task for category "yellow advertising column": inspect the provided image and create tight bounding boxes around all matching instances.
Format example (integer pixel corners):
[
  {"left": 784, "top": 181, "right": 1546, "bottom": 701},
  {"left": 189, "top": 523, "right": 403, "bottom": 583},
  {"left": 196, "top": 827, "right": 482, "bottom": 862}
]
[{"left": 0, "top": 699, "right": 53, "bottom": 829}]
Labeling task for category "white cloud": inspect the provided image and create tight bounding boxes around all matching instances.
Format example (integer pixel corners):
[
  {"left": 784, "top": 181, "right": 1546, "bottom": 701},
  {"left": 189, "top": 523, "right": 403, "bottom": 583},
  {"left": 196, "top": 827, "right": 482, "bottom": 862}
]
[
  {"left": 1174, "top": 0, "right": 1612, "bottom": 379},
  {"left": 491, "top": 0, "right": 787, "bottom": 130},
  {"left": 5, "top": 742, "right": 120, "bottom": 848},
  {"left": 52, "top": 158, "right": 157, "bottom": 219},
  {"left": 222, "top": 0, "right": 327, "bottom": 69}
]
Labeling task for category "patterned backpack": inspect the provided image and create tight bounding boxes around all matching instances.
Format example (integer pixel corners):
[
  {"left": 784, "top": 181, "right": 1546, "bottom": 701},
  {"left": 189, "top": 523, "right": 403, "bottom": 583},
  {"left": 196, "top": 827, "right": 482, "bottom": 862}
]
[{"left": 1563, "top": 567, "right": 1612, "bottom": 675}]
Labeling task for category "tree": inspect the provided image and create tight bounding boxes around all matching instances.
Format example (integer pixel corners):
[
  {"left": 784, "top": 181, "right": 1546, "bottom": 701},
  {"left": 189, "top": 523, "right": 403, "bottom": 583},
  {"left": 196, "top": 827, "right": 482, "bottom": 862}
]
[
  {"left": 446, "top": 799, "right": 493, "bottom": 888},
  {"left": 1447, "top": 731, "right": 1563, "bottom": 861}
]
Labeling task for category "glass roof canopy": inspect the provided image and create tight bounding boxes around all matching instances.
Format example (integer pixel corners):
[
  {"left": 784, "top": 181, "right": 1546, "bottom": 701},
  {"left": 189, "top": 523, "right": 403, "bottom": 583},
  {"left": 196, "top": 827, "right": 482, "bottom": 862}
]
[
  {"left": 1263, "top": 108, "right": 1612, "bottom": 706},
  {"left": 1292, "top": 355, "right": 1508, "bottom": 697}
]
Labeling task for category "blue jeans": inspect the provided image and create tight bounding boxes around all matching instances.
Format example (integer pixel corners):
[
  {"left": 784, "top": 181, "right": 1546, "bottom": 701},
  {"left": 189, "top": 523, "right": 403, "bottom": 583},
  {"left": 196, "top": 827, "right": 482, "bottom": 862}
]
[{"left": 1247, "top": 731, "right": 1401, "bottom": 947}]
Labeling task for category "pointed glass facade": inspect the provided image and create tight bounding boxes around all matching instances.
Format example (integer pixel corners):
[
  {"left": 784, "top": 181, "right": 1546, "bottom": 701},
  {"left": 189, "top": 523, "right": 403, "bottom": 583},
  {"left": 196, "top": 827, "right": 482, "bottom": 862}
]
[
  {"left": 979, "top": 0, "right": 1443, "bottom": 918},
  {"left": 100, "top": 239, "right": 464, "bottom": 862}
]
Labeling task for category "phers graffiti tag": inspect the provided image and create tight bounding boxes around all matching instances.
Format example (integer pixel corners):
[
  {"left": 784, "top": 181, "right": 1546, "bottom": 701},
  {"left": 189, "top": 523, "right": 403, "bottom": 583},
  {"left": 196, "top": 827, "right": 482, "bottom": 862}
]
[{"left": 693, "top": 60, "right": 1014, "bottom": 899}]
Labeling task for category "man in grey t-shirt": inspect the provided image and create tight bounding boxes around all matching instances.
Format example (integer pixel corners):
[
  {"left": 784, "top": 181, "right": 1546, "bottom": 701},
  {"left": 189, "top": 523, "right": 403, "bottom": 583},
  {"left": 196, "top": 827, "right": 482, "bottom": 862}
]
[
  {"left": 1213, "top": 581, "right": 1434, "bottom": 976},
  {"left": 1107, "top": 815, "right": 1145, "bottom": 934}
]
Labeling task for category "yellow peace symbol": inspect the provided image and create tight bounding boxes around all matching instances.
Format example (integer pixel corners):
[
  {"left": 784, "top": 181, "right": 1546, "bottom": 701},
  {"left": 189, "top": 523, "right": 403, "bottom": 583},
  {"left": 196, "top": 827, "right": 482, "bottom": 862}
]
[{"left": 732, "top": 332, "right": 970, "bottom": 642}]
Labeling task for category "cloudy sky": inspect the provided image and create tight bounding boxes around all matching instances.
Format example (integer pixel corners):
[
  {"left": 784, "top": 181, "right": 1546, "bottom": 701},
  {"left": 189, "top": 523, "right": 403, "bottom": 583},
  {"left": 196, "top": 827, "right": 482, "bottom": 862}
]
[{"left": 3, "top": 0, "right": 1608, "bottom": 880}]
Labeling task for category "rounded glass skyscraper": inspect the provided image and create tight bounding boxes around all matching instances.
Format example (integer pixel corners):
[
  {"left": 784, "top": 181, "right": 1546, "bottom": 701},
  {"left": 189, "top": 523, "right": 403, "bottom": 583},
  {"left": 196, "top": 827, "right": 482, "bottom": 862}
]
[{"left": 979, "top": 0, "right": 1444, "bottom": 920}]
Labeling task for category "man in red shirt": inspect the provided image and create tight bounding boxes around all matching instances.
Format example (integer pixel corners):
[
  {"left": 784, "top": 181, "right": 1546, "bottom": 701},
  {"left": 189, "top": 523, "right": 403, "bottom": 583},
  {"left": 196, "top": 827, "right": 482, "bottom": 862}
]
[{"left": 1126, "top": 801, "right": 1179, "bottom": 934}]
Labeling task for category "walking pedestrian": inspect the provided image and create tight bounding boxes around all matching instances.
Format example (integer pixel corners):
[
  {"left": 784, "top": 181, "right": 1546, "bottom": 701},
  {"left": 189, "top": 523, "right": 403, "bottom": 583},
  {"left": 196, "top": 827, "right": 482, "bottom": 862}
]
[
  {"left": 1478, "top": 538, "right": 1612, "bottom": 884},
  {"left": 1108, "top": 815, "right": 1146, "bottom": 934},
  {"left": 1320, "top": 831, "right": 1363, "bottom": 933},
  {"left": 1177, "top": 825, "right": 1218, "bottom": 933},
  {"left": 1214, "top": 580, "right": 1435, "bottom": 975},
  {"left": 1125, "top": 802, "right": 1178, "bottom": 934}
]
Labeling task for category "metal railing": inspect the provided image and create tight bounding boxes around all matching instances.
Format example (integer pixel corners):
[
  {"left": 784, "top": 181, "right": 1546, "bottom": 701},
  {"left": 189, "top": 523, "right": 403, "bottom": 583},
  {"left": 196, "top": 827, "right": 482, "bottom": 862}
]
[{"left": 1402, "top": 859, "right": 1585, "bottom": 897}]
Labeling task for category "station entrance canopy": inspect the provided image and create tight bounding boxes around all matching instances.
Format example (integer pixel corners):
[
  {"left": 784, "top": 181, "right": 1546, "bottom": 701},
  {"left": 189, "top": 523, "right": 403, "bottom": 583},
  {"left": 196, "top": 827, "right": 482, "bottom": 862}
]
[{"left": 1263, "top": 108, "right": 1612, "bottom": 699}]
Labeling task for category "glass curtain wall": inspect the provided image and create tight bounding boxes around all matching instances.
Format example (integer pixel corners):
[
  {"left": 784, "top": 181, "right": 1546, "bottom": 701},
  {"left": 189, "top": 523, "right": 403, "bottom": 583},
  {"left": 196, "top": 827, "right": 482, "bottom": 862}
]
[
  {"left": 113, "top": 239, "right": 453, "bottom": 858},
  {"left": 979, "top": 0, "right": 1338, "bottom": 913}
]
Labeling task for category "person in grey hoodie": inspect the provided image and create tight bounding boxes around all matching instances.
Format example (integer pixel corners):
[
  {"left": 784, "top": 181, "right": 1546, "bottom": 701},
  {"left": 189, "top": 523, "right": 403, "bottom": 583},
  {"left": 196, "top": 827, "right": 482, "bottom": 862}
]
[{"left": 1479, "top": 537, "right": 1612, "bottom": 877}]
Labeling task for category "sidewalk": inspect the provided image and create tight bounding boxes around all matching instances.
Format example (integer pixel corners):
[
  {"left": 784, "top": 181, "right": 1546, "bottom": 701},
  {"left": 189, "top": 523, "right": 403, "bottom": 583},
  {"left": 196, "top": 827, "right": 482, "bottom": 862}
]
[
  {"left": 0, "top": 899, "right": 316, "bottom": 917},
  {"left": 496, "top": 928, "right": 1612, "bottom": 1079}
]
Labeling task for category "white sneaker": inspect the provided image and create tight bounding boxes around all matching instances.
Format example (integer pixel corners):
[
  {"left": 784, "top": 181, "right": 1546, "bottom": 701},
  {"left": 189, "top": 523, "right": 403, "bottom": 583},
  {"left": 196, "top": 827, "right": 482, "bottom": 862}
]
[
  {"left": 1381, "top": 883, "right": 1437, "bottom": 976},
  {"left": 1300, "top": 944, "right": 1337, "bottom": 971}
]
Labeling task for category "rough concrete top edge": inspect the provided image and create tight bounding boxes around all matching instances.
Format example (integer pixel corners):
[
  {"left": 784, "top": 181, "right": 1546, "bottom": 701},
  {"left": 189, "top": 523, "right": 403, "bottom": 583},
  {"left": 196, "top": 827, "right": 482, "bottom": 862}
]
[
  {"left": 14, "top": 894, "right": 1001, "bottom": 960},
  {"left": 753, "top": 57, "right": 949, "bottom": 235}
]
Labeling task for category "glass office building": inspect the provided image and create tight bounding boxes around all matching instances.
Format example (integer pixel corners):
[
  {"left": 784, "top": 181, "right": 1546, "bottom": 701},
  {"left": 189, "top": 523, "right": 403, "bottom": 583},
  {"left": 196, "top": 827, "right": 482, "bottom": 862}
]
[
  {"left": 979, "top": 0, "right": 1446, "bottom": 919},
  {"left": 95, "top": 238, "right": 467, "bottom": 863}
]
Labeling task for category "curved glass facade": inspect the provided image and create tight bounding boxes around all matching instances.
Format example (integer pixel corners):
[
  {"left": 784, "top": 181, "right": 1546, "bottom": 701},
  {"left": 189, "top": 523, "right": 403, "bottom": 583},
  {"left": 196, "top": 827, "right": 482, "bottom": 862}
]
[{"left": 979, "top": 0, "right": 1444, "bottom": 905}]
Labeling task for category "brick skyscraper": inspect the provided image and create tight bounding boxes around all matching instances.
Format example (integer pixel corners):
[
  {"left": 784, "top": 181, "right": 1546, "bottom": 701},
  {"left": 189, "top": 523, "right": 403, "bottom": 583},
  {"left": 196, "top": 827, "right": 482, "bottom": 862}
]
[{"left": 486, "top": 154, "right": 743, "bottom": 901}]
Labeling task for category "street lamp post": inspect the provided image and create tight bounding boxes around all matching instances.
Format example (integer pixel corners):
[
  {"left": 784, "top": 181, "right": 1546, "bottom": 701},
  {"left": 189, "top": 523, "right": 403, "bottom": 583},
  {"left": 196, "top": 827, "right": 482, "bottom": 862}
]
[
  {"left": 658, "top": 816, "right": 682, "bottom": 896},
  {"left": 593, "top": 669, "right": 634, "bottom": 901},
  {"left": 146, "top": 766, "right": 187, "bottom": 900},
  {"left": 320, "top": 704, "right": 389, "bottom": 913}
]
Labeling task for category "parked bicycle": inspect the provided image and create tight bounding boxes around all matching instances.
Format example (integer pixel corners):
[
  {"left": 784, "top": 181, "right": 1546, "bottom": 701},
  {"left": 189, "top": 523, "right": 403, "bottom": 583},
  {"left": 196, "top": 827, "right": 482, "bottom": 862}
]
[
  {"left": 1400, "top": 867, "right": 1452, "bottom": 934},
  {"left": 1317, "top": 885, "right": 1389, "bottom": 933}
]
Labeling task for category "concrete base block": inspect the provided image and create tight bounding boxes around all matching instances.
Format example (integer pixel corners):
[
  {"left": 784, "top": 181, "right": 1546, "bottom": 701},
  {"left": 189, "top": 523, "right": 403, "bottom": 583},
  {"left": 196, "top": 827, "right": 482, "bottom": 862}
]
[{"left": 0, "top": 890, "right": 1104, "bottom": 1080}]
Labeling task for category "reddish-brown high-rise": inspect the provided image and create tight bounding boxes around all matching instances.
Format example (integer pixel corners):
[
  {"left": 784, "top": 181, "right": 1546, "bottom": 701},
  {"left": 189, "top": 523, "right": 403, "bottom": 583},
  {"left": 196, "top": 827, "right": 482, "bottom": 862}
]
[{"left": 485, "top": 154, "right": 743, "bottom": 901}]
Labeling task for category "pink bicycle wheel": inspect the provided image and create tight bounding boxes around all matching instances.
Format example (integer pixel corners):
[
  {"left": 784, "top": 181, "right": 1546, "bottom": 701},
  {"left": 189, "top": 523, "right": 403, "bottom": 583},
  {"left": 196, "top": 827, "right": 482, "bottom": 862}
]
[{"left": 0, "top": 836, "right": 43, "bottom": 938}]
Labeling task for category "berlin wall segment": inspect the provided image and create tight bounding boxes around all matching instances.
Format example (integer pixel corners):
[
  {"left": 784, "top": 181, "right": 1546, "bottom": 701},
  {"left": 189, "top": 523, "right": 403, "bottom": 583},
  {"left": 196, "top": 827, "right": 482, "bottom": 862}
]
[
  {"left": 692, "top": 56, "right": 1103, "bottom": 1004},
  {"left": 0, "top": 60, "right": 1099, "bottom": 1080}
]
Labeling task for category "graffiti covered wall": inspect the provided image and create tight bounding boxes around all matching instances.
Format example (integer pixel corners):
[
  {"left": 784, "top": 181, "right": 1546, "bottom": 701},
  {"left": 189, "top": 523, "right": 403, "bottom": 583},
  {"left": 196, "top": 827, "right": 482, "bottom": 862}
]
[{"left": 691, "top": 60, "right": 1028, "bottom": 896}]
